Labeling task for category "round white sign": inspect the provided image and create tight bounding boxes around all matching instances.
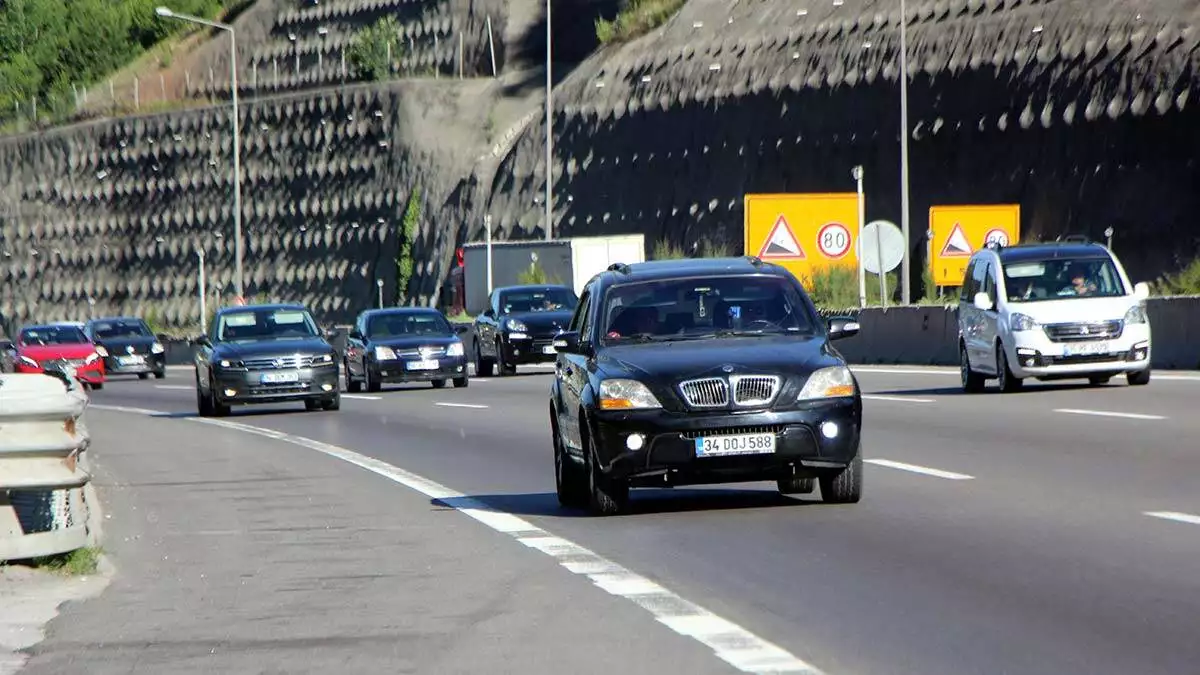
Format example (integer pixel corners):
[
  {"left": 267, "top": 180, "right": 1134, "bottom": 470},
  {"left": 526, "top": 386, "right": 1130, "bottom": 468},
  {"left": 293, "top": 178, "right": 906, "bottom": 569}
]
[
  {"left": 984, "top": 229, "right": 1010, "bottom": 246},
  {"left": 817, "top": 222, "right": 852, "bottom": 259}
]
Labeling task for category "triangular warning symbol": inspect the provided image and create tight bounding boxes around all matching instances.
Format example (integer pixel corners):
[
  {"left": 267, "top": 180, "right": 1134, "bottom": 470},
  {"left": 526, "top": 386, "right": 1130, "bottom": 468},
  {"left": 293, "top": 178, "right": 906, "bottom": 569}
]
[
  {"left": 759, "top": 215, "right": 806, "bottom": 260},
  {"left": 940, "top": 223, "right": 972, "bottom": 257}
]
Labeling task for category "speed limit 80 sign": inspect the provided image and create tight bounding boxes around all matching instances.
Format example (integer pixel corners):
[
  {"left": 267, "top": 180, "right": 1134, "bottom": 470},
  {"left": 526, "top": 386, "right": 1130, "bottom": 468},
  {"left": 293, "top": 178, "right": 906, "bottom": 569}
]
[
  {"left": 817, "top": 222, "right": 853, "bottom": 259},
  {"left": 744, "top": 193, "right": 860, "bottom": 290}
]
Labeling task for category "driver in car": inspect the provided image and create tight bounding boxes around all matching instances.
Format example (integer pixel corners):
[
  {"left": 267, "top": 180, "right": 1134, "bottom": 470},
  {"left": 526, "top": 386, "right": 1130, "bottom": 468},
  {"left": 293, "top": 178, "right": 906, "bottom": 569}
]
[{"left": 606, "top": 306, "right": 658, "bottom": 339}]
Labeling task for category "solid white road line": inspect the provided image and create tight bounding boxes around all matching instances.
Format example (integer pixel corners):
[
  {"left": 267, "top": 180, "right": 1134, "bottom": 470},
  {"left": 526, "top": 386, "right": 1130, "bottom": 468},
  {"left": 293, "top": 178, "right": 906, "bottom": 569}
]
[
  {"left": 865, "top": 459, "right": 975, "bottom": 481},
  {"left": 154, "top": 385, "right": 192, "bottom": 391},
  {"left": 1054, "top": 408, "right": 1166, "bottom": 421},
  {"left": 435, "top": 402, "right": 489, "bottom": 409},
  {"left": 88, "top": 404, "right": 822, "bottom": 674},
  {"left": 1152, "top": 374, "right": 1200, "bottom": 382},
  {"left": 341, "top": 394, "right": 382, "bottom": 400},
  {"left": 851, "top": 367, "right": 956, "bottom": 376},
  {"left": 1144, "top": 511, "right": 1200, "bottom": 526},
  {"left": 861, "top": 394, "right": 936, "bottom": 403}
]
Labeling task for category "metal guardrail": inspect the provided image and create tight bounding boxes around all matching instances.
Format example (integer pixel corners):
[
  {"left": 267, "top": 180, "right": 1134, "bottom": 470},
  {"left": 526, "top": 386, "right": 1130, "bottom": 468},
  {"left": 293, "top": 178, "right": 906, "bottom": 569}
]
[{"left": 0, "top": 372, "right": 97, "bottom": 562}]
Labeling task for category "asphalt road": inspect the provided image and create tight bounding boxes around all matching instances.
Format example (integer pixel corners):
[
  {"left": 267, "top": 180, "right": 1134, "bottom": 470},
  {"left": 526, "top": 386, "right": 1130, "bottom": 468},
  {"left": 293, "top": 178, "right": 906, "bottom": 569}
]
[{"left": 71, "top": 364, "right": 1200, "bottom": 675}]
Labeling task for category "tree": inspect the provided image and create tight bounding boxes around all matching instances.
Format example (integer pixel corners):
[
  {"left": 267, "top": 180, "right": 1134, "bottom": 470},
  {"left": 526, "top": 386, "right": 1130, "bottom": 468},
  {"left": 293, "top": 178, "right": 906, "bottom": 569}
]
[
  {"left": 347, "top": 17, "right": 401, "bottom": 81},
  {"left": 396, "top": 186, "right": 422, "bottom": 301}
]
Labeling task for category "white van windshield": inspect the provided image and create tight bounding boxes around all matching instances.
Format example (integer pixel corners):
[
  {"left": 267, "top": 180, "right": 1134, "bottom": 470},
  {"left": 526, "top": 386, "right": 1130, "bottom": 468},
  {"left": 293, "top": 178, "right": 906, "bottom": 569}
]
[{"left": 1002, "top": 257, "right": 1126, "bottom": 302}]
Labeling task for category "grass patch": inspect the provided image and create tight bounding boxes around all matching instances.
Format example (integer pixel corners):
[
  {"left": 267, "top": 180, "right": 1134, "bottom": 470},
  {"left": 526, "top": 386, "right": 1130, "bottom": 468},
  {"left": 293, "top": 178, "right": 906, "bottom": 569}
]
[
  {"left": 652, "top": 237, "right": 734, "bottom": 260},
  {"left": 32, "top": 547, "right": 102, "bottom": 576},
  {"left": 803, "top": 265, "right": 900, "bottom": 309},
  {"left": 445, "top": 311, "right": 471, "bottom": 323},
  {"left": 595, "top": 0, "right": 687, "bottom": 45},
  {"left": 1152, "top": 257, "right": 1200, "bottom": 296}
]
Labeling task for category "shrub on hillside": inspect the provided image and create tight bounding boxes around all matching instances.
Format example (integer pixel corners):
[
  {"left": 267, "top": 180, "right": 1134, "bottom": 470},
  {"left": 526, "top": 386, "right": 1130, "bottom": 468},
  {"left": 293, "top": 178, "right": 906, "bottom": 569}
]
[
  {"left": 595, "top": 0, "right": 687, "bottom": 45},
  {"left": 348, "top": 17, "right": 402, "bottom": 81}
]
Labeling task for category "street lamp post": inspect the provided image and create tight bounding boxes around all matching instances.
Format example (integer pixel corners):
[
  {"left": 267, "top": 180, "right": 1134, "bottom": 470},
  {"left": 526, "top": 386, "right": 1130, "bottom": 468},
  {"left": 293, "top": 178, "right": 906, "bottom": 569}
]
[
  {"left": 376, "top": 279, "right": 384, "bottom": 309},
  {"left": 156, "top": 6, "right": 244, "bottom": 300},
  {"left": 544, "top": 0, "right": 553, "bottom": 241},
  {"left": 898, "top": 0, "right": 912, "bottom": 304}
]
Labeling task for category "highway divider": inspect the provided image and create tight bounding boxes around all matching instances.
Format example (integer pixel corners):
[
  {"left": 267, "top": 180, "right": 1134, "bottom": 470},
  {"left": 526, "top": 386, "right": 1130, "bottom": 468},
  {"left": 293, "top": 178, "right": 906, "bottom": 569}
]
[{"left": 0, "top": 373, "right": 99, "bottom": 562}]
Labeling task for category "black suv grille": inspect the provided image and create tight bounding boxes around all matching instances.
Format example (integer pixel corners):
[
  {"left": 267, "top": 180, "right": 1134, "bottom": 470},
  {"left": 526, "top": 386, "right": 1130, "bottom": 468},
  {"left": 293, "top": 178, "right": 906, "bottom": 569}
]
[{"left": 679, "top": 425, "right": 786, "bottom": 440}]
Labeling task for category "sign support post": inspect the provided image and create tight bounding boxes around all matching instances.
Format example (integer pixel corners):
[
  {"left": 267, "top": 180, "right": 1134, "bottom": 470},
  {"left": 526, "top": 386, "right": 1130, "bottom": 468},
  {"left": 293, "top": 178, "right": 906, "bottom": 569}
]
[{"left": 853, "top": 166, "right": 866, "bottom": 308}]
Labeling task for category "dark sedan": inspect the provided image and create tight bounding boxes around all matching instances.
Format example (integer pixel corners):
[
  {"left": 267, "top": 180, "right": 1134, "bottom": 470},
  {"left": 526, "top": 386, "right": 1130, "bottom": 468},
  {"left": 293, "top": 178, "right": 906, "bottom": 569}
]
[
  {"left": 474, "top": 284, "right": 577, "bottom": 376},
  {"left": 83, "top": 316, "right": 166, "bottom": 379},
  {"left": 550, "top": 257, "right": 863, "bottom": 515},
  {"left": 344, "top": 307, "right": 469, "bottom": 392},
  {"left": 193, "top": 303, "right": 340, "bottom": 416}
]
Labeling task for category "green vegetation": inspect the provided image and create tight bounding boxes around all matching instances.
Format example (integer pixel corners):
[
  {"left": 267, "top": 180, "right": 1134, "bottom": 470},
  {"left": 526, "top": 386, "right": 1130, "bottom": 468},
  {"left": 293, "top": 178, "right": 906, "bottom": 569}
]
[
  {"left": 517, "top": 261, "right": 563, "bottom": 285},
  {"left": 652, "top": 237, "right": 733, "bottom": 260},
  {"left": 0, "top": 0, "right": 228, "bottom": 124},
  {"left": 1152, "top": 258, "right": 1200, "bottom": 296},
  {"left": 32, "top": 547, "right": 102, "bottom": 576},
  {"left": 804, "top": 265, "right": 899, "bottom": 309},
  {"left": 445, "top": 311, "right": 471, "bottom": 323},
  {"left": 595, "top": 0, "right": 687, "bottom": 45},
  {"left": 396, "top": 186, "right": 422, "bottom": 302},
  {"left": 347, "top": 16, "right": 402, "bottom": 81}
]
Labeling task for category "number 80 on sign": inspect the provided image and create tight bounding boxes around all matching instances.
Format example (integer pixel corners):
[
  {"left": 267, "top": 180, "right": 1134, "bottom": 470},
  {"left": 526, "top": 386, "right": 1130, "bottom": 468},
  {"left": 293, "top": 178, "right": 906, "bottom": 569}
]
[{"left": 817, "top": 222, "right": 852, "bottom": 259}]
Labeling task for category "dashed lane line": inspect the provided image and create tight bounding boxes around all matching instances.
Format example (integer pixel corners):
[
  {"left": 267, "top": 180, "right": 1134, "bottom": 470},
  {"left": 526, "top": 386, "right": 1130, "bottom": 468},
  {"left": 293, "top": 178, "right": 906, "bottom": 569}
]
[
  {"left": 88, "top": 404, "right": 824, "bottom": 675},
  {"left": 864, "top": 459, "right": 975, "bottom": 481},
  {"left": 1144, "top": 511, "right": 1200, "bottom": 526},
  {"left": 434, "top": 402, "right": 489, "bottom": 409},
  {"left": 1054, "top": 408, "right": 1166, "bottom": 421}
]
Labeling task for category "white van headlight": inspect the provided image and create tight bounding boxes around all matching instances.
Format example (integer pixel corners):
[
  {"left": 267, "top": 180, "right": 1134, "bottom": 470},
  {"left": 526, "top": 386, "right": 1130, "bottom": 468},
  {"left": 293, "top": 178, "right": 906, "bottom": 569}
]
[
  {"left": 1010, "top": 313, "right": 1039, "bottom": 332},
  {"left": 1124, "top": 305, "right": 1147, "bottom": 324}
]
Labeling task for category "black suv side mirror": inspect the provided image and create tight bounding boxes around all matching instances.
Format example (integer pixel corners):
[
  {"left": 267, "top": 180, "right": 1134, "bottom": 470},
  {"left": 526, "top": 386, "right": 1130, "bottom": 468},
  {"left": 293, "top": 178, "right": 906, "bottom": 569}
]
[
  {"left": 827, "top": 317, "right": 860, "bottom": 341},
  {"left": 194, "top": 335, "right": 212, "bottom": 347},
  {"left": 483, "top": 308, "right": 495, "bottom": 319},
  {"left": 552, "top": 331, "right": 581, "bottom": 354}
]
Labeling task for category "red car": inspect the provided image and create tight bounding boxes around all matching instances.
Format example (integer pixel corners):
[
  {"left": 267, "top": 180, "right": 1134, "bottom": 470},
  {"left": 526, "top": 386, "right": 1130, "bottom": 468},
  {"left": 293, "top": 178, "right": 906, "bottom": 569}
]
[{"left": 14, "top": 323, "right": 107, "bottom": 390}]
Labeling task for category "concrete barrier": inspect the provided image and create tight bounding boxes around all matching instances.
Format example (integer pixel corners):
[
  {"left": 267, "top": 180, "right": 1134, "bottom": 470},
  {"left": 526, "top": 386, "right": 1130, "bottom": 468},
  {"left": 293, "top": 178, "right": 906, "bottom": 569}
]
[{"left": 0, "top": 373, "right": 98, "bottom": 562}]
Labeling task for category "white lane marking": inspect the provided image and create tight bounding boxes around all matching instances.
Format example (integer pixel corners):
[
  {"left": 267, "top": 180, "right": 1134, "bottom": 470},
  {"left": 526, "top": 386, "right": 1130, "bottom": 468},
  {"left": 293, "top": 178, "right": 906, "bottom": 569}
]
[
  {"left": 435, "top": 402, "right": 489, "bottom": 409},
  {"left": 865, "top": 459, "right": 975, "bottom": 481},
  {"left": 1145, "top": 511, "right": 1200, "bottom": 526},
  {"left": 1152, "top": 374, "right": 1200, "bottom": 382},
  {"left": 1054, "top": 408, "right": 1166, "bottom": 421},
  {"left": 87, "top": 404, "right": 824, "bottom": 674},
  {"left": 861, "top": 394, "right": 936, "bottom": 403},
  {"left": 154, "top": 385, "right": 192, "bottom": 390},
  {"left": 851, "top": 367, "right": 956, "bottom": 376},
  {"left": 342, "top": 394, "right": 382, "bottom": 400}
]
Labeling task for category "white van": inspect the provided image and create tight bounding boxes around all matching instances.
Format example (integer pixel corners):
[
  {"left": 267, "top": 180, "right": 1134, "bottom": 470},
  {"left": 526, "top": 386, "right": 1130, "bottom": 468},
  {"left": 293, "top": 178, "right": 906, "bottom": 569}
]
[{"left": 957, "top": 240, "right": 1152, "bottom": 392}]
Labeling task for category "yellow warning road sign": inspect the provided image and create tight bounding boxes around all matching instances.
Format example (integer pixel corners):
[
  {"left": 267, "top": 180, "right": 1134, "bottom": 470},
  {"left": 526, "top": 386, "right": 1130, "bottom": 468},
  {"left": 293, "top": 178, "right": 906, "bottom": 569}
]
[
  {"left": 929, "top": 204, "right": 1020, "bottom": 287},
  {"left": 744, "top": 193, "right": 859, "bottom": 288}
]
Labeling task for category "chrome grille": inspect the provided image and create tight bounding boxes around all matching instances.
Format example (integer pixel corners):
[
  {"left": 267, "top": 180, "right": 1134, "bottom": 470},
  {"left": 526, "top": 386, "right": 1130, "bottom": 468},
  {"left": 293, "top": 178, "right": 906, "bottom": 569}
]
[
  {"left": 1043, "top": 320, "right": 1123, "bottom": 343},
  {"left": 394, "top": 346, "right": 447, "bottom": 359},
  {"left": 679, "top": 377, "right": 729, "bottom": 408},
  {"left": 679, "top": 425, "right": 786, "bottom": 440},
  {"left": 242, "top": 355, "right": 315, "bottom": 371},
  {"left": 731, "top": 375, "right": 781, "bottom": 406}
]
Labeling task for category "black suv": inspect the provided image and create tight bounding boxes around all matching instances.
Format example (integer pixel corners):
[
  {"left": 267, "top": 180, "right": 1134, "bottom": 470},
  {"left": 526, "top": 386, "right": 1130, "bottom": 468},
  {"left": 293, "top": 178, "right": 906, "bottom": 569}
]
[
  {"left": 549, "top": 257, "right": 863, "bottom": 515},
  {"left": 194, "top": 303, "right": 341, "bottom": 416},
  {"left": 84, "top": 316, "right": 167, "bottom": 380},
  {"left": 473, "top": 284, "right": 577, "bottom": 376}
]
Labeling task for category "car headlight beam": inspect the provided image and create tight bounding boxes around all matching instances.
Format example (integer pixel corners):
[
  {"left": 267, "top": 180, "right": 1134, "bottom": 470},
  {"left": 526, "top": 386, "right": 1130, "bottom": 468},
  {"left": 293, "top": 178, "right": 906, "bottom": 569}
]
[
  {"left": 95, "top": 346, "right": 109, "bottom": 357},
  {"left": 150, "top": 342, "right": 165, "bottom": 354},
  {"left": 506, "top": 318, "right": 528, "bottom": 332},
  {"left": 599, "top": 379, "right": 662, "bottom": 410},
  {"left": 375, "top": 345, "right": 397, "bottom": 360},
  {"left": 797, "top": 366, "right": 857, "bottom": 401},
  {"left": 446, "top": 340, "right": 464, "bottom": 357}
]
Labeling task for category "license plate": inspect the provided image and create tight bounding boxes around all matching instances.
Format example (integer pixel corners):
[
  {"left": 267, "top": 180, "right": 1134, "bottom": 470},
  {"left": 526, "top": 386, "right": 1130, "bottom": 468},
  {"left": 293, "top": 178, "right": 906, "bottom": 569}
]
[
  {"left": 261, "top": 371, "right": 299, "bottom": 384},
  {"left": 1063, "top": 341, "right": 1111, "bottom": 356},
  {"left": 694, "top": 433, "right": 776, "bottom": 457},
  {"left": 406, "top": 359, "right": 438, "bottom": 371},
  {"left": 542, "top": 345, "right": 557, "bottom": 355},
  {"left": 118, "top": 355, "right": 144, "bottom": 365}
]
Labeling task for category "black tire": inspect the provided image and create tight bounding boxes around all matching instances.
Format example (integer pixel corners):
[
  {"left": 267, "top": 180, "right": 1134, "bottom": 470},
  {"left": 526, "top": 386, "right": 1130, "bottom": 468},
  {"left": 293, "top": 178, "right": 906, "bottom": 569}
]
[
  {"left": 475, "top": 344, "right": 494, "bottom": 377},
  {"left": 585, "top": 426, "right": 629, "bottom": 515},
  {"left": 365, "top": 361, "right": 382, "bottom": 393},
  {"left": 345, "top": 360, "right": 362, "bottom": 393},
  {"left": 496, "top": 341, "right": 516, "bottom": 376},
  {"left": 996, "top": 344, "right": 1023, "bottom": 393},
  {"left": 1127, "top": 368, "right": 1151, "bottom": 386},
  {"left": 90, "top": 381, "right": 103, "bottom": 391},
  {"left": 431, "top": 379, "right": 447, "bottom": 389},
  {"left": 453, "top": 376, "right": 468, "bottom": 388},
  {"left": 304, "top": 399, "right": 321, "bottom": 412},
  {"left": 1088, "top": 374, "right": 1112, "bottom": 386},
  {"left": 553, "top": 413, "right": 588, "bottom": 509},
  {"left": 138, "top": 372, "right": 149, "bottom": 380},
  {"left": 961, "top": 343, "right": 985, "bottom": 393},
  {"left": 154, "top": 370, "right": 166, "bottom": 380},
  {"left": 777, "top": 477, "right": 815, "bottom": 495},
  {"left": 196, "top": 374, "right": 213, "bottom": 417},
  {"left": 819, "top": 451, "right": 862, "bottom": 504},
  {"left": 321, "top": 394, "right": 341, "bottom": 411}
]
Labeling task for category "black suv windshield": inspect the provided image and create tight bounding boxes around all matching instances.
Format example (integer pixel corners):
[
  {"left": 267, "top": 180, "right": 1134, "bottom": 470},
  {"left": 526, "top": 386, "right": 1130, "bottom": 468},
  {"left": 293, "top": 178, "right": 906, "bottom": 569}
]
[
  {"left": 367, "top": 311, "right": 451, "bottom": 338},
  {"left": 21, "top": 326, "right": 88, "bottom": 345},
  {"left": 500, "top": 288, "right": 577, "bottom": 313},
  {"left": 91, "top": 319, "right": 152, "bottom": 339},
  {"left": 217, "top": 308, "right": 319, "bottom": 342},
  {"left": 1003, "top": 257, "right": 1126, "bottom": 302},
  {"left": 600, "top": 275, "right": 818, "bottom": 343}
]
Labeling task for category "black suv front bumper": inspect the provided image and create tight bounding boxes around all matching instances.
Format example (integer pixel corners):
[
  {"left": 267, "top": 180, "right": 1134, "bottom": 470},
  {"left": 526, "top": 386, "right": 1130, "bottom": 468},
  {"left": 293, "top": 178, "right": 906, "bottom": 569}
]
[{"left": 589, "top": 398, "right": 860, "bottom": 487}]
